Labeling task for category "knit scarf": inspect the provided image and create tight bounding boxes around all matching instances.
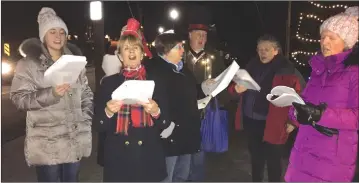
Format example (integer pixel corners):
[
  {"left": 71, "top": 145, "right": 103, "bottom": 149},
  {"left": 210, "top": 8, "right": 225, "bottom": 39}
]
[{"left": 116, "top": 65, "right": 154, "bottom": 135}]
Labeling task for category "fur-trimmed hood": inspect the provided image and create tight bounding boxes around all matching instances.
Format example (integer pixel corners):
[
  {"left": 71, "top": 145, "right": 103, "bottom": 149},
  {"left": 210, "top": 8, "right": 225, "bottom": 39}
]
[
  {"left": 344, "top": 43, "right": 359, "bottom": 67},
  {"left": 18, "top": 38, "right": 82, "bottom": 60}
]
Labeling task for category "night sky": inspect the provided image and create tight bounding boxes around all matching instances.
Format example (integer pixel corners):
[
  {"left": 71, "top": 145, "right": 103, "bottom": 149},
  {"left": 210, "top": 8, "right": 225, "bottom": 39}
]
[{"left": 1, "top": 1, "right": 358, "bottom": 69}]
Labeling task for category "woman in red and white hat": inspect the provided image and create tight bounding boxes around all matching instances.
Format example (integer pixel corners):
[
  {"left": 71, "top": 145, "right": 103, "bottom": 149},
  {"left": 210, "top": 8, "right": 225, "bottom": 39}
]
[{"left": 94, "top": 18, "right": 175, "bottom": 182}]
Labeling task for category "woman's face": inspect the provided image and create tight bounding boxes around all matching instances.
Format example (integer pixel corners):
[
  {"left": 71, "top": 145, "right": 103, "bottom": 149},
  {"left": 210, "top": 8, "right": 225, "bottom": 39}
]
[
  {"left": 165, "top": 42, "right": 184, "bottom": 64},
  {"left": 44, "top": 27, "right": 66, "bottom": 51},
  {"left": 119, "top": 40, "right": 143, "bottom": 68},
  {"left": 320, "top": 30, "right": 345, "bottom": 57},
  {"left": 256, "top": 41, "right": 279, "bottom": 63}
]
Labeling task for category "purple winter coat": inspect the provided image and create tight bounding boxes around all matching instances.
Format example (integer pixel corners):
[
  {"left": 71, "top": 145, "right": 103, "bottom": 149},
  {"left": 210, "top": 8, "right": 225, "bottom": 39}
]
[{"left": 285, "top": 47, "right": 359, "bottom": 182}]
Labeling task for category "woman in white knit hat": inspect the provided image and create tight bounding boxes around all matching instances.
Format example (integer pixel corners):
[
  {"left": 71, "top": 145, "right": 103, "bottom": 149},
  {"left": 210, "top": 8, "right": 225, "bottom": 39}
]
[
  {"left": 285, "top": 6, "right": 358, "bottom": 182},
  {"left": 10, "top": 7, "right": 93, "bottom": 182}
]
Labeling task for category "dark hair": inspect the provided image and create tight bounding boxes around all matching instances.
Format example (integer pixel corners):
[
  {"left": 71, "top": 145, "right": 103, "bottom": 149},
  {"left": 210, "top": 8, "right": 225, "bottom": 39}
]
[
  {"left": 257, "top": 34, "right": 282, "bottom": 54},
  {"left": 155, "top": 33, "right": 182, "bottom": 55}
]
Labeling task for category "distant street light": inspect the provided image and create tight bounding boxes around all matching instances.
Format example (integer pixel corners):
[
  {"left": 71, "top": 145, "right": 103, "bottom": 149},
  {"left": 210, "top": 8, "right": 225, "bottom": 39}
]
[
  {"left": 158, "top": 27, "right": 164, "bottom": 34},
  {"left": 169, "top": 9, "right": 179, "bottom": 20},
  {"left": 90, "top": 1, "right": 102, "bottom": 21}
]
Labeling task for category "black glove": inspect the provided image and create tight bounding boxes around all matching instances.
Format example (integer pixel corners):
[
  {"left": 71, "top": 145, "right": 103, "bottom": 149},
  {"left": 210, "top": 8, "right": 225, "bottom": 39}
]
[
  {"left": 293, "top": 102, "right": 339, "bottom": 137},
  {"left": 292, "top": 102, "right": 327, "bottom": 125}
]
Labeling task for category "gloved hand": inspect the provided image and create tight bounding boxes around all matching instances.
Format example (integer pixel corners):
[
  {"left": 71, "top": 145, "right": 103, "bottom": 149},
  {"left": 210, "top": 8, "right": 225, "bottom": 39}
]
[
  {"left": 160, "top": 122, "right": 175, "bottom": 138},
  {"left": 292, "top": 102, "right": 327, "bottom": 125},
  {"left": 293, "top": 102, "right": 339, "bottom": 137}
]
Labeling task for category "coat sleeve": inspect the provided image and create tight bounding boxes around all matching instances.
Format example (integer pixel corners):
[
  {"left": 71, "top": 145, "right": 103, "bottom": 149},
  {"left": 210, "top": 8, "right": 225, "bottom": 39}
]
[
  {"left": 10, "top": 58, "right": 61, "bottom": 111},
  {"left": 151, "top": 76, "right": 172, "bottom": 130},
  {"left": 79, "top": 68, "right": 94, "bottom": 123},
  {"left": 288, "top": 69, "right": 307, "bottom": 127},
  {"left": 316, "top": 69, "right": 358, "bottom": 130},
  {"left": 212, "top": 52, "right": 226, "bottom": 78},
  {"left": 94, "top": 77, "right": 116, "bottom": 133}
]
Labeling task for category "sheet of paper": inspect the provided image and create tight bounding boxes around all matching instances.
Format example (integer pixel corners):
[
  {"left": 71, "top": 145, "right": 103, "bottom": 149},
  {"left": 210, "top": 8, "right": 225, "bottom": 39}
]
[
  {"left": 201, "top": 61, "right": 240, "bottom": 97},
  {"left": 197, "top": 95, "right": 212, "bottom": 109},
  {"left": 232, "top": 69, "right": 261, "bottom": 91},
  {"left": 111, "top": 80, "right": 155, "bottom": 105},
  {"left": 266, "top": 86, "right": 305, "bottom": 107},
  {"left": 44, "top": 55, "right": 87, "bottom": 86}
]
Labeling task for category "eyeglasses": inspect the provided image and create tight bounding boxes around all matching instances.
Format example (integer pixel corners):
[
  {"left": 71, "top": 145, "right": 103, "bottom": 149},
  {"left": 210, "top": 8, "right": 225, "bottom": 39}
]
[{"left": 173, "top": 43, "right": 184, "bottom": 50}]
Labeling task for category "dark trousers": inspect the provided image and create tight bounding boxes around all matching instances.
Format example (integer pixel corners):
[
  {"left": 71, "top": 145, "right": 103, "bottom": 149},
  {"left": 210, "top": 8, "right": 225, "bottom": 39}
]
[
  {"left": 243, "top": 115, "right": 284, "bottom": 182},
  {"left": 36, "top": 162, "right": 80, "bottom": 182}
]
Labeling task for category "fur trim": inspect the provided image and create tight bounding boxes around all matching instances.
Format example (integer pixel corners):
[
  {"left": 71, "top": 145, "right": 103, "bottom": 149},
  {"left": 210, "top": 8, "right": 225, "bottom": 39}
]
[
  {"left": 18, "top": 38, "right": 82, "bottom": 60},
  {"left": 344, "top": 44, "right": 359, "bottom": 67}
]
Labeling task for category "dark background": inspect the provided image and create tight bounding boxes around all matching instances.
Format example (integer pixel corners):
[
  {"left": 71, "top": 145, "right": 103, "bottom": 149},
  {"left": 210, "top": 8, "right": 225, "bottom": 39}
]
[{"left": 2, "top": 1, "right": 358, "bottom": 77}]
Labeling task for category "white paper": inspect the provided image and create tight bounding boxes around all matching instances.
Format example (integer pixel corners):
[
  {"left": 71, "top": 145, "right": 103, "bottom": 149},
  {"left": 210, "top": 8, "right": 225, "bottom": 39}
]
[
  {"left": 201, "top": 61, "right": 240, "bottom": 97},
  {"left": 197, "top": 95, "right": 212, "bottom": 109},
  {"left": 44, "top": 55, "right": 87, "bottom": 86},
  {"left": 232, "top": 69, "right": 261, "bottom": 91},
  {"left": 111, "top": 80, "right": 155, "bottom": 105},
  {"left": 266, "top": 86, "right": 305, "bottom": 107}
]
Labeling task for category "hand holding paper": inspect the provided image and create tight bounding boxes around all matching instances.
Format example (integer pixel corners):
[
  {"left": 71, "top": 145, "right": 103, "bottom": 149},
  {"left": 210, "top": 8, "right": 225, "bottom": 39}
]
[
  {"left": 139, "top": 99, "right": 160, "bottom": 115},
  {"left": 197, "top": 95, "right": 212, "bottom": 109},
  {"left": 52, "top": 83, "right": 71, "bottom": 97},
  {"left": 266, "top": 86, "right": 305, "bottom": 107},
  {"left": 105, "top": 99, "right": 123, "bottom": 116},
  {"left": 111, "top": 80, "right": 155, "bottom": 105},
  {"left": 232, "top": 69, "right": 261, "bottom": 91},
  {"left": 201, "top": 61, "right": 240, "bottom": 97},
  {"left": 44, "top": 55, "right": 87, "bottom": 86}
]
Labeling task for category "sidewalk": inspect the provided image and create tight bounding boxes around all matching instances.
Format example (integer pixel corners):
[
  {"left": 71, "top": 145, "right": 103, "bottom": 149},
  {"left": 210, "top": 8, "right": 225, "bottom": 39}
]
[
  {"left": 1, "top": 132, "right": 103, "bottom": 182},
  {"left": 1, "top": 130, "right": 289, "bottom": 181}
]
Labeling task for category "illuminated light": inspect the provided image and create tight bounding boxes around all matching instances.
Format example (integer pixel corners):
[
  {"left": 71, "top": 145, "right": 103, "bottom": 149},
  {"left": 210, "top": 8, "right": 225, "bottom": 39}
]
[
  {"left": 208, "top": 74, "right": 212, "bottom": 79},
  {"left": 210, "top": 55, "right": 214, "bottom": 59},
  {"left": 308, "top": 1, "right": 349, "bottom": 9},
  {"left": 206, "top": 66, "right": 210, "bottom": 70},
  {"left": 296, "top": 13, "right": 324, "bottom": 42},
  {"left": 90, "top": 1, "right": 103, "bottom": 20}
]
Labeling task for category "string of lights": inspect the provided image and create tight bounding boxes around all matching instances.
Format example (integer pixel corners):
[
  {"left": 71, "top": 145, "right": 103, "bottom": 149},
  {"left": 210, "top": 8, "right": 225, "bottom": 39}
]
[
  {"left": 296, "top": 13, "right": 324, "bottom": 43},
  {"left": 291, "top": 51, "right": 318, "bottom": 66},
  {"left": 308, "top": 1, "right": 348, "bottom": 9},
  {"left": 291, "top": 2, "right": 351, "bottom": 66}
]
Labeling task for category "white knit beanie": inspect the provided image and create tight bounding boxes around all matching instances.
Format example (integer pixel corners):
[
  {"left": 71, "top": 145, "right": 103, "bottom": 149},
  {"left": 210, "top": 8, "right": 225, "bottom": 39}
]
[
  {"left": 320, "top": 7, "right": 358, "bottom": 49},
  {"left": 345, "top": 6, "right": 358, "bottom": 18},
  {"left": 37, "top": 7, "right": 68, "bottom": 42}
]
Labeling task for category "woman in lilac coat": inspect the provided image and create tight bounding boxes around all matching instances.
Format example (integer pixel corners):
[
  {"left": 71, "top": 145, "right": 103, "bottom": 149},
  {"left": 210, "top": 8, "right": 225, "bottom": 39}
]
[{"left": 285, "top": 7, "right": 359, "bottom": 182}]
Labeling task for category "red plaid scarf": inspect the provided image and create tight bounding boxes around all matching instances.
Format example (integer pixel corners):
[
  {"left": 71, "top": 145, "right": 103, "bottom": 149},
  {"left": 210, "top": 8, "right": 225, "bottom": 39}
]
[{"left": 116, "top": 65, "right": 154, "bottom": 135}]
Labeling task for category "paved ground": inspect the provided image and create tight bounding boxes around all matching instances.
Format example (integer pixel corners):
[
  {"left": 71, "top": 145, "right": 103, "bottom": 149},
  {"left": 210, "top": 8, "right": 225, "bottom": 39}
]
[{"left": 1, "top": 128, "right": 294, "bottom": 182}]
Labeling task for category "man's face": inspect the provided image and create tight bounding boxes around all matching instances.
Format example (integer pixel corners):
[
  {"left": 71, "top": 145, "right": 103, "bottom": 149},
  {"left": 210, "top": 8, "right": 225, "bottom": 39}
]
[{"left": 189, "top": 30, "right": 207, "bottom": 51}]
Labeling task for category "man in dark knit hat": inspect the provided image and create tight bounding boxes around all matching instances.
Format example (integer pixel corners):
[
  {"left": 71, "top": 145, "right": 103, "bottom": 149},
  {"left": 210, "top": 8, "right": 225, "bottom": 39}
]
[{"left": 184, "top": 5, "right": 226, "bottom": 182}]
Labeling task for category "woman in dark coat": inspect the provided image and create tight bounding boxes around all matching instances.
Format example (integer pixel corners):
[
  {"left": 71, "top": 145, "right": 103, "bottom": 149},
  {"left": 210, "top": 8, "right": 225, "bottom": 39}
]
[
  {"left": 94, "top": 18, "right": 174, "bottom": 182},
  {"left": 151, "top": 32, "right": 202, "bottom": 182}
]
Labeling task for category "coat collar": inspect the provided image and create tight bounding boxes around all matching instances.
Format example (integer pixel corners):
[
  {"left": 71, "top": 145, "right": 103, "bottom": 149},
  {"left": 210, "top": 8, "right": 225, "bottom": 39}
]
[
  {"left": 309, "top": 48, "right": 353, "bottom": 75},
  {"left": 18, "top": 38, "right": 82, "bottom": 69}
]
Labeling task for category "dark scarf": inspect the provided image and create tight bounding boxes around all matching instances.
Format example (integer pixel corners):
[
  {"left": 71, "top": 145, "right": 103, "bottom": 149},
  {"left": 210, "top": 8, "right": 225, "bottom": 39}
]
[
  {"left": 246, "top": 55, "right": 285, "bottom": 116},
  {"left": 189, "top": 46, "right": 205, "bottom": 60},
  {"left": 116, "top": 65, "right": 153, "bottom": 135}
]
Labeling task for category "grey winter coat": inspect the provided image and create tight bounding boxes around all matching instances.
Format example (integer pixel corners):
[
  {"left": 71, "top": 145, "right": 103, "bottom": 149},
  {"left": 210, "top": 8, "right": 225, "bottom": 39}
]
[{"left": 10, "top": 38, "right": 93, "bottom": 166}]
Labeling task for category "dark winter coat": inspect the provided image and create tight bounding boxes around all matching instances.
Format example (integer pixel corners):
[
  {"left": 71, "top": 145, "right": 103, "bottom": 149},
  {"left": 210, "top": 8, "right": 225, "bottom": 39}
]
[{"left": 94, "top": 62, "right": 172, "bottom": 182}]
